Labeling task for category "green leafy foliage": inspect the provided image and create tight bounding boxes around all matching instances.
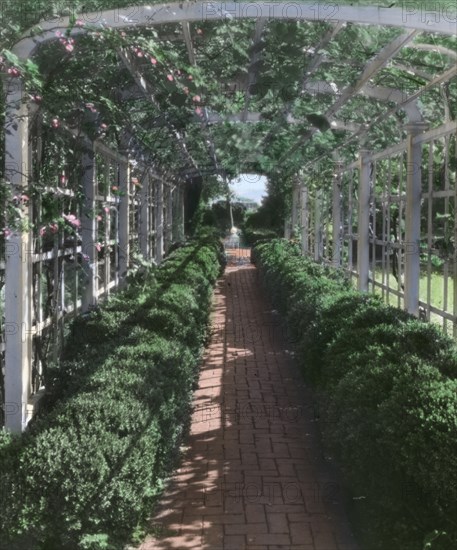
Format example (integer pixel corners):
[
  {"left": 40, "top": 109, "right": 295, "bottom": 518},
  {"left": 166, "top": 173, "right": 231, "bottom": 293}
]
[
  {"left": 1, "top": 4, "right": 455, "bottom": 236},
  {"left": 254, "top": 239, "right": 457, "bottom": 550},
  {"left": 0, "top": 230, "right": 224, "bottom": 550}
]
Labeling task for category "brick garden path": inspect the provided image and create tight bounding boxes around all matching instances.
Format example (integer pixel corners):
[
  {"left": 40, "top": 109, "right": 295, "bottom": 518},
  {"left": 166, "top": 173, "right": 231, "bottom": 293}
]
[{"left": 139, "top": 246, "right": 359, "bottom": 550}]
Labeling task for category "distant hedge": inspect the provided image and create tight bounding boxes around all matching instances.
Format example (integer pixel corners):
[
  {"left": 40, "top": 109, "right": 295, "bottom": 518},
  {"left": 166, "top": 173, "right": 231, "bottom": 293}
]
[
  {"left": 0, "top": 228, "right": 225, "bottom": 550},
  {"left": 253, "top": 239, "right": 457, "bottom": 550},
  {"left": 242, "top": 226, "right": 278, "bottom": 247}
]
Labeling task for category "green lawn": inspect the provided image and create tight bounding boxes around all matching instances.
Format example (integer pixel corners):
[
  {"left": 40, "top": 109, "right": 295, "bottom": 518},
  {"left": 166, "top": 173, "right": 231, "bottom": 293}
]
[{"left": 370, "top": 268, "right": 456, "bottom": 334}]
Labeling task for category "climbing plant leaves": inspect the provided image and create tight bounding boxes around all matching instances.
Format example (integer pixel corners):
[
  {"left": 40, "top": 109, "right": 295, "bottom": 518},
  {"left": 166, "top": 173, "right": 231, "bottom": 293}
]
[{"left": 0, "top": 0, "right": 455, "bottom": 224}]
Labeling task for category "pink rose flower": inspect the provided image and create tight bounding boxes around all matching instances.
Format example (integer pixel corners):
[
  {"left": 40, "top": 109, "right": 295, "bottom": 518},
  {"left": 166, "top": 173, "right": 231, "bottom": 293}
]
[{"left": 63, "top": 213, "right": 81, "bottom": 228}]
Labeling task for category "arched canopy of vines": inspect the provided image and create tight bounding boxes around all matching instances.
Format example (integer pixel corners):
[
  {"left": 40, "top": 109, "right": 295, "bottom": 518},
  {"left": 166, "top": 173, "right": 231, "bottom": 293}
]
[{"left": 2, "top": 1, "right": 456, "bottom": 203}]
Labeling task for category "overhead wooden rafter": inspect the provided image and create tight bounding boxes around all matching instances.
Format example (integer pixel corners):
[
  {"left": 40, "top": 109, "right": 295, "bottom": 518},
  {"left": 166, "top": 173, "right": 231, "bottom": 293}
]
[
  {"left": 241, "top": 19, "right": 267, "bottom": 123},
  {"left": 282, "top": 29, "right": 421, "bottom": 161},
  {"left": 181, "top": 21, "right": 223, "bottom": 177},
  {"left": 257, "top": 21, "right": 345, "bottom": 148},
  {"left": 6, "top": 2, "right": 457, "bottom": 185},
  {"left": 117, "top": 45, "right": 201, "bottom": 178},
  {"left": 328, "top": 30, "right": 419, "bottom": 117},
  {"left": 303, "top": 63, "right": 457, "bottom": 172},
  {"left": 301, "top": 80, "right": 424, "bottom": 122},
  {"left": 11, "top": 2, "right": 457, "bottom": 67},
  {"left": 205, "top": 111, "right": 362, "bottom": 133},
  {"left": 404, "top": 43, "right": 457, "bottom": 60}
]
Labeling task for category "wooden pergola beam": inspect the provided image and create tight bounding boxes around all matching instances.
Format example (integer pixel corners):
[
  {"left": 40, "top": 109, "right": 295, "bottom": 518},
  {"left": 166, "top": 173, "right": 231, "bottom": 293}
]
[
  {"left": 181, "top": 21, "right": 196, "bottom": 66},
  {"left": 327, "top": 30, "right": 419, "bottom": 118},
  {"left": 12, "top": 3, "right": 457, "bottom": 62},
  {"left": 259, "top": 21, "right": 345, "bottom": 146},
  {"left": 181, "top": 21, "right": 223, "bottom": 177},
  {"left": 117, "top": 46, "right": 201, "bottom": 176},
  {"left": 242, "top": 19, "right": 267, "bottom": 123},
  {"left": 284, "top": 29, "right": 420, "bottom": 160}
]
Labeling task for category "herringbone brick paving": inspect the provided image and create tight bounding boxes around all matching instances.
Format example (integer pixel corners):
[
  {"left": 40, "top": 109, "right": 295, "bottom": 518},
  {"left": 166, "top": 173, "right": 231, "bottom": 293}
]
[{"left": 139, "top": 246, "right": 359, "bottom": 550}]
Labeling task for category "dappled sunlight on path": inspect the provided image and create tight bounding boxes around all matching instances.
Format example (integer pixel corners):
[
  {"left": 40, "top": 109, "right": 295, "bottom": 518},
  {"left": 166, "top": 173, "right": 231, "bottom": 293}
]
[{"left": 139, "top": 246, "right": 359, "bottom": 550}]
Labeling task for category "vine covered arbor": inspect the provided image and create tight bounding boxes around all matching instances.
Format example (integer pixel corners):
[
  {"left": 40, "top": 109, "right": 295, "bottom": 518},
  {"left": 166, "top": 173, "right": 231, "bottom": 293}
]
[{"left": 0, "top": 2, "right": 456, "bottom": 432}]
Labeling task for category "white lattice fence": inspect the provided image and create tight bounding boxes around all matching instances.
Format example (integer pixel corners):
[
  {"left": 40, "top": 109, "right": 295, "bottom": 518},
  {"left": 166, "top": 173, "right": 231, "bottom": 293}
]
[
  {"left": 1, "top": 125, "right": 185, "bottom": 431},
  {"left": 292, "top": 121, "right": 457, "bottom": 337}
]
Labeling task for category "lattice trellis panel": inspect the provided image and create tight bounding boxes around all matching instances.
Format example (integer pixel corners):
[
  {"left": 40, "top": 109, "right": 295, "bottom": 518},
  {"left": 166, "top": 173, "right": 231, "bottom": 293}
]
[
  {"left": 296, "top": 122, "right": 457, "bottom": 338},
  {"left": 0, "top": 124, "right": 185, "bottom": 430}
]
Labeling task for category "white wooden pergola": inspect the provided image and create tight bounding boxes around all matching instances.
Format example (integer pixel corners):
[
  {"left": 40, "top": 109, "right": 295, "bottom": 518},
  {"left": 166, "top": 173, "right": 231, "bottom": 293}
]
[{"left": 3, "top": 2, "right": 457, "bottom": 431}]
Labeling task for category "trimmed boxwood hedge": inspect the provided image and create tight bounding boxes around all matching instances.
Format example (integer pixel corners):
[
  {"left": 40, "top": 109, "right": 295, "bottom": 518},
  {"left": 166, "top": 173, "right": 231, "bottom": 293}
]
[
  {"left": 0, "top": 229, "right": 225, "bottom": 550},
  {"left": 253, "top": 239, "right": 457, "bottom": 550},
  {"left": 242, "top": 226, "right": 278, "bottom": 247}
]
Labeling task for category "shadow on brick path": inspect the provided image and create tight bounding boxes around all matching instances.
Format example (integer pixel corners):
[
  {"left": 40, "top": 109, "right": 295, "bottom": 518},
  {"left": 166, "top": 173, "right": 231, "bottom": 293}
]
[{"left": 138, "top": 247, "right": 360, "bottom": 550}]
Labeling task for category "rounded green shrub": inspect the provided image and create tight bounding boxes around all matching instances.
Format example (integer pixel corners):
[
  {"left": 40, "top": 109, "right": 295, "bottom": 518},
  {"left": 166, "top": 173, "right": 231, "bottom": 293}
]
[
  {"left": 0, "top": 233, "right": 224, "bottom": 549},
  {"left": 253, "top": 239, "right": 457, "bottom": 550}
]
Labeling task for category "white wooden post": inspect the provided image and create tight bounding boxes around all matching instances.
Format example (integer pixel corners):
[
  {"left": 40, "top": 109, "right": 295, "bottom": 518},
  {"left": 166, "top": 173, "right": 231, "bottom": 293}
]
[
  {"left": 139, "top": 171, "right": 150, "bottom": 259},
  {"left": 181, "top": 185, "right": 185, "bottom": 240},
  {"left": 172, "top": 184, "right": 182, "bottom": 242},
  {"left": 149, "top": 174, "right": 155, "bottom": 257},
  {"left": 332, "top": 167, "right": 343, "bottom": 267},
  {"left": 291, "top": 183, "right": 299, "bottom": 238},
  {"left": 118, "top": 160, "right": 130, "bottom": 284},
  {"left": 104, "top": 160, "right": 111, "bottom": 296},
  {"left": 454, "top": 161, "right": 457, "bottom": 338},
  {"left": 155, "top": 179, "right": 164, "bottom": 263},
  {"left": 284, "top": 218, "right": 291, "bottom": 239},
  {"left": 314, "top": 189, "right": 323, "bottom": 262},
  {"left": 358, "top": 150, "right": 371, "bottom": 292},
  {"left": 164, "top": 184, "right": 173, "bottom": 252},
  {"left": 4, "top": 79, "right": 33, "bottom": 432},
  {"left": 284, "top": 193, "right": 292, "bottom": 240},
  {"left": 176, "top": 185, "right": 185, "bottom": 241},
  {"left": 163, "top": 184, "right": 168, "bottom": 252},
  {"left": 300, "top": 184, "right": 309, "bottom": 255},
  {"left": 52, "top": 232, "right": 60, "bottom": 366},
  {"left": 404, "top": 122, "right": 428, "bottom": 315},
  {"left": 81, "top": 142, "right": 98, "bottom": 311}
]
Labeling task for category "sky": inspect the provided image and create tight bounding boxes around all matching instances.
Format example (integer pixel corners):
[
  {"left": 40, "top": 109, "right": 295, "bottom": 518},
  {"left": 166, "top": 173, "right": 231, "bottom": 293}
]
[{"left": 229, "top": 173, "right": 268, "bottom": 205}]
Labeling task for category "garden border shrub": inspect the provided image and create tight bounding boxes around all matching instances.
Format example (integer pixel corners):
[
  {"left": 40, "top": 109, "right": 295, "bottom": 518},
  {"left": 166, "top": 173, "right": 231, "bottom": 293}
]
[
  {"left": 254, "top": 238, "right": 457, "bottom": 550},
  {"left": 0, "top": 229, "right": 224, "bottom": 550}
]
